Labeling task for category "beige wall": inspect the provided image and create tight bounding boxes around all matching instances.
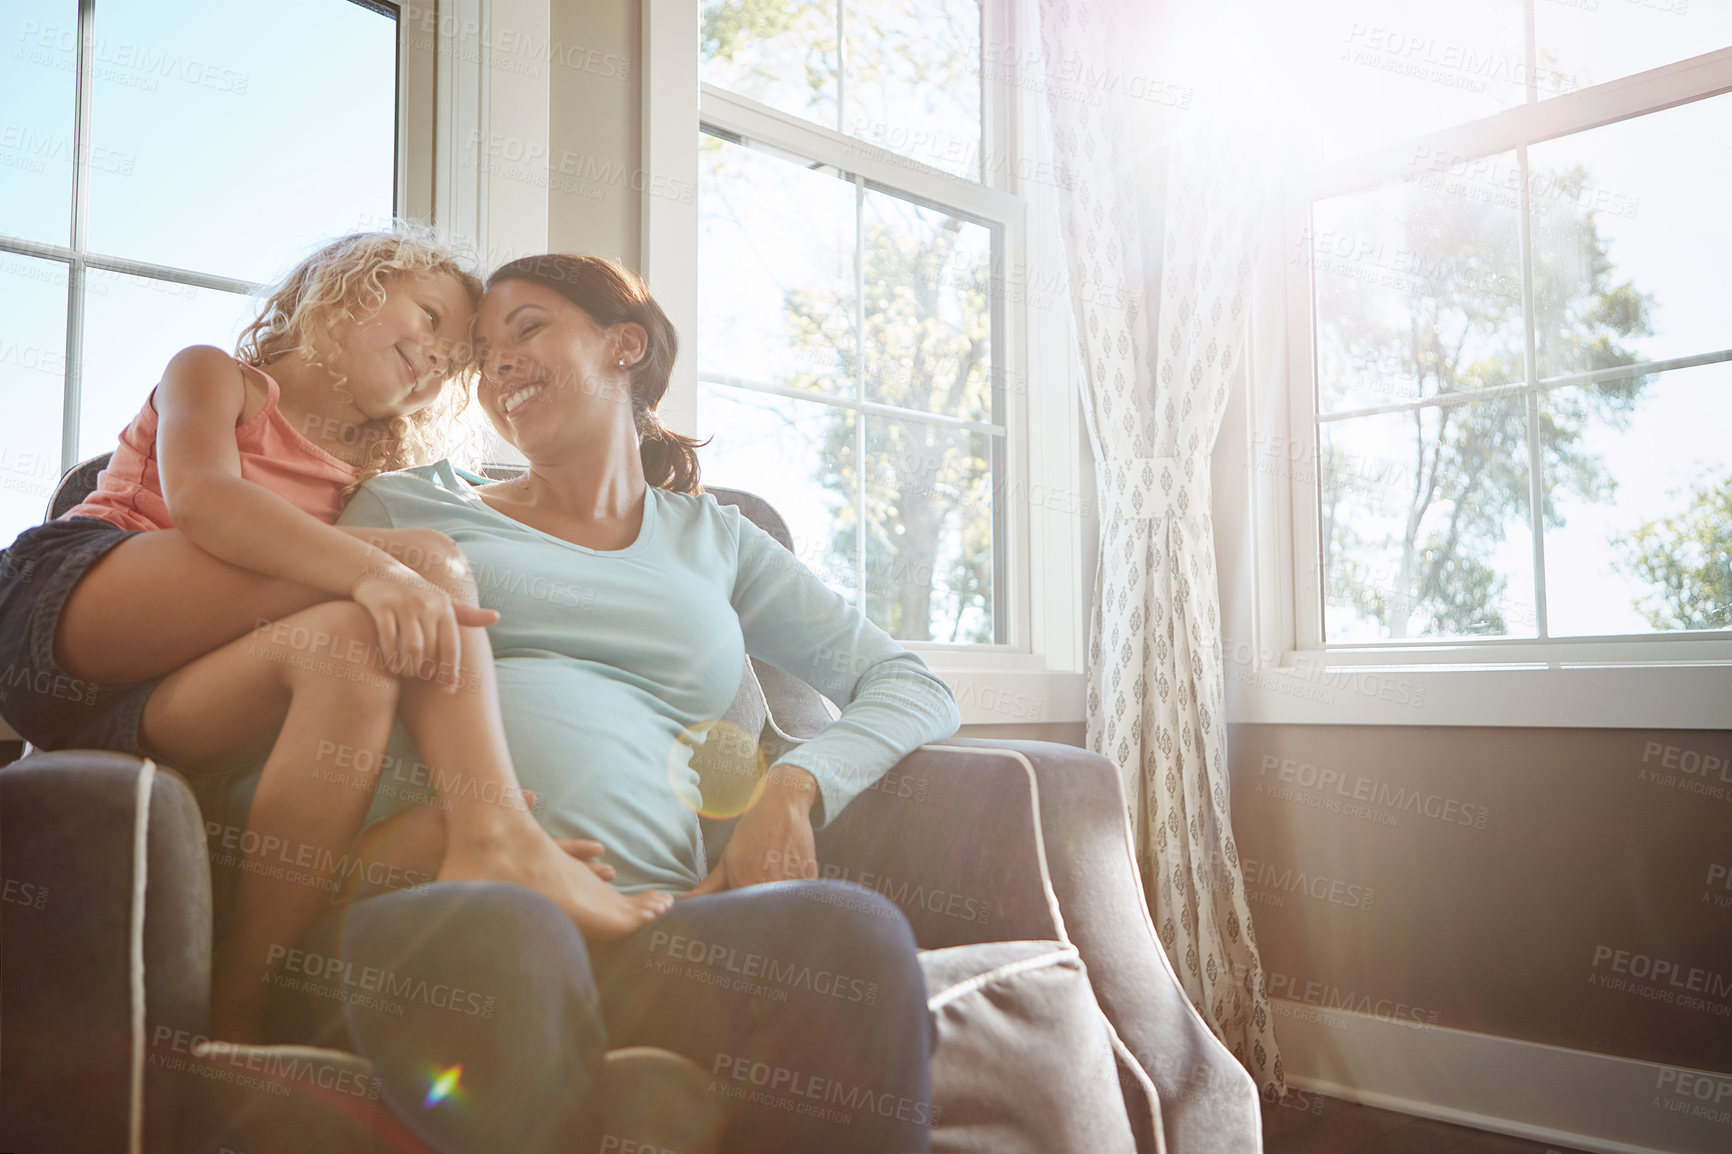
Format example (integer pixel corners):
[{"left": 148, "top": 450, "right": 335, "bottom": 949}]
[
  {"left": 1230, "top": 722, "right": 1732, "bottom": 1074},
  {"left": 544, "top": 0, "right": 641, "bottom": 266}
]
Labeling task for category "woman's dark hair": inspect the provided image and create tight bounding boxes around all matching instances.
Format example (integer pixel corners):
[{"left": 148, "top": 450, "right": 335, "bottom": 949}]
[{"left": 486, "top": 254, "right": 705, "bottom": 494}]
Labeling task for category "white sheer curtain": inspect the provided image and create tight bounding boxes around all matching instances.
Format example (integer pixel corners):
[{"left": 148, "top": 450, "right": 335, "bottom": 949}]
[{"left": 1036, "top": 0, "right": 1284, "bottom": 1094}]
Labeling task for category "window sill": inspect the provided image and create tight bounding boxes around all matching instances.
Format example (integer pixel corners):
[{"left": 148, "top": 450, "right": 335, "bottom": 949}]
[
  {"left": 1226, "top": 657, "right": 1732, "bottom": 729},
  {"left": 914, "top": 660, "right": 1087, "bottom": 727}
]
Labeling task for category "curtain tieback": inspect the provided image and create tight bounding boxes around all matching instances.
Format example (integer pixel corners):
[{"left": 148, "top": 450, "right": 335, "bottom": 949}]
[{"left": 1099, "top": 455, "right": 1211, "bottom": 523}]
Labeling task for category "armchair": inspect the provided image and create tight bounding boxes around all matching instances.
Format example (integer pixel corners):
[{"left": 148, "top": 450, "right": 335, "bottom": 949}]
[{"left": 0, "top": 457, "right": 1260, "bottom": 1153}]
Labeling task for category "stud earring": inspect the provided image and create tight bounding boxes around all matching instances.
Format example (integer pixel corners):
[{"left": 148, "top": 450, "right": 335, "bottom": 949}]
[{"left": 617, "top": 358, "right": 627, "bottom": 367}]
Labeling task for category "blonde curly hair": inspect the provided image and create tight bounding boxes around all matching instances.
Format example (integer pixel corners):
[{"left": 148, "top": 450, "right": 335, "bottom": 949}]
[{"left": 234, "top": 225, "right": 484, "bottom": 502}]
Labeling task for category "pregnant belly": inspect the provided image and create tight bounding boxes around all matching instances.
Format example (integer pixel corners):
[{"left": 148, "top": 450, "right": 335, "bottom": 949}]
[{"left": 493, "top": 659, "right": 706, "bottom": 893}]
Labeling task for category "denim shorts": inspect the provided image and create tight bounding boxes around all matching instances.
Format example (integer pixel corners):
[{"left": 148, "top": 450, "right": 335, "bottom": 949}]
[{"left": 0, "top": 516, "right": 162, "bottom": 756}]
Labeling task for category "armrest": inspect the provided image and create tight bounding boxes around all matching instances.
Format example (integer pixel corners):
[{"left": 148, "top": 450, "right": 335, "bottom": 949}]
[
  {"left": 812, "top": 742, "right": 1065, "bottom": 949},
  {"left": 957, "top": 739, "right": 1262, "bottom": 1154},
  {"left": 816, "top": 738, "right": 1261, "bottom": 1154},
  {"left": 0, "top": 750, "right": 213, "bottom": 1154}
]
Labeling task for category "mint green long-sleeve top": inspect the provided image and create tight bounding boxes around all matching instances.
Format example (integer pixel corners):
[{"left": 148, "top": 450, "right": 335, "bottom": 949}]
[{"left": 336, "top": 460, "right": 960, "bottom": 893}]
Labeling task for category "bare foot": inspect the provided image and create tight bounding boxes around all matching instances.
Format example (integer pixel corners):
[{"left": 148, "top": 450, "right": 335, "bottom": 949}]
[{"left": 439, "top": 815, "right": 672, "bottom": 939}]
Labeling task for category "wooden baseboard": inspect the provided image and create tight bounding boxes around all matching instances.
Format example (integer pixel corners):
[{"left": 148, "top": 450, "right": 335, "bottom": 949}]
[{"left": 1271, "top": 997, "right": 1732, "bottom": 1154}]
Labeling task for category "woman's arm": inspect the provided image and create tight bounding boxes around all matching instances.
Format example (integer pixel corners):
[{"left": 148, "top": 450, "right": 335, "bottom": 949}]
[
  {"left": 727, "top": 512, "right": 962, "bottom": 828},
  {"left": 686, "top": 507, "right": 959, "bottom": 894}
]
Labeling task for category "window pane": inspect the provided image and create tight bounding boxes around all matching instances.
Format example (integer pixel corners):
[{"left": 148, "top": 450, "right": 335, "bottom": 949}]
[
  {"left": 1322, "top": 400, "right": 1536, "bottom": 642},
  {"left": 1530, "top": 94, "right": 1732, "bottom": 377},
  {"left": 1294, "top": 0, "right": 1529, "bottom": 161},
  {"left": 698, "top": 135, "right": 856, "bottom": 400},
  {"left": 0, "top": 256, "right": 69, "bottom": 548},
  {"left": 78, "top": 270, "right": 257, "bottom": 460},
  {"left": 1537, "top": 0, "right": 1732, "bottom": 97},
  {"left": 1312, "top": 158, "right": 1524, "bottom": 413},
  {"left": 696, "top": 383, "right": 859, "bottom": 602},
  {"left": 700, "top": 0, "right": 838, "bottom": 126},
  {"left": 843, "top": 0, "right": 981, "bottom": 180},
  {"left": 861, "top": 189, "right": 992, "bottom": 422},
  {"left": 1544, "top": 364, "right": 1732, "bottom": 636},
  {"left": 87, "top": 0, "right": 396, "bottom": 283},
  {"left": 863, "top": 415, "right": 995, "bottom": 643},
  {"left": 1, "top": 0, "right": 79, "bottom": 246}
]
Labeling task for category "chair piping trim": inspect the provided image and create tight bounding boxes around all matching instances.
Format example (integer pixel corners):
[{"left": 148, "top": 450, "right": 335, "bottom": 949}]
[
  {"left": 925, "top": 945, "right": 1079, "bottom": 1013},
  {"left": 128, "top": 758, "right": 156, "bottom": 1154},
  {"left": 1102, "top": 1009, "right": 1169, "bottom": 1154},
  {"left": 922, "top": 744, "right": 1070, "bottom": 945}
]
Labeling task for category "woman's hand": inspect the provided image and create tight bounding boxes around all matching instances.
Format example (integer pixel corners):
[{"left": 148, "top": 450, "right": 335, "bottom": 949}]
[{"left": 685, "top": 766, "right": 821, "bottom": 896}]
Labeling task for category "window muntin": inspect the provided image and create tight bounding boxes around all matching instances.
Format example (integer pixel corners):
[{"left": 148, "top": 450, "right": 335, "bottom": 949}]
[
  {"left": 0, "top": 0, "right": 399, "bottom": 549},
  {"left": 1305, "top": 71, "right": 1732, "bottom": 647},
  {"left": 697, "top": 129, "right": 1005, "bottom": 644},
  {"left": 700, "top": 0, "right": 983, "bottom": 181}
]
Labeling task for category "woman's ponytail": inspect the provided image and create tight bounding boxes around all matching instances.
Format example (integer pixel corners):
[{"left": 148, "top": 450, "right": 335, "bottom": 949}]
[{"left": 636, "top": 410, "right": 705, "bottom": 495}]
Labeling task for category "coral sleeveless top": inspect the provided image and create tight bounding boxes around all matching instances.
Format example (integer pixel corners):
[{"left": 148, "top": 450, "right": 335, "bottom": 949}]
[{"left": 64, "top": 359, "right": 361, "bottom": 531}]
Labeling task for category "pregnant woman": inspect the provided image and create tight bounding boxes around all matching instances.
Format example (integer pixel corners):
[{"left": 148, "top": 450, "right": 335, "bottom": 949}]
[{"left": 316, "top": 254, "right": 960, "bottom": 1154}]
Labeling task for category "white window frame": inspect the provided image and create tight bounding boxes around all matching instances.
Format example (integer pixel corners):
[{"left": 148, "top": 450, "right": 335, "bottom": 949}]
[
  {"left": 0, "top": 0, "right": 447, "bottom": 478},
  {"left": 1237, "top": 45, "right": 1732, "bottom": 730},
  {"left": 645, "top": 0, "right": 1089, "bottom": 726}
]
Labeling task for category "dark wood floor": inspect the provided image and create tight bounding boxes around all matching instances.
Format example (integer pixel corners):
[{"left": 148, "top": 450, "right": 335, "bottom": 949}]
[{"left": 1262, "top": 1093, "right": 1597, "bottom": 1154}]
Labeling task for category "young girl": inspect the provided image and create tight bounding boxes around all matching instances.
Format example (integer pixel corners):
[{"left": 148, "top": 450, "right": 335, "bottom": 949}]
[{"left": 0, "top": 229, "right": 670, "bottom": 1041}]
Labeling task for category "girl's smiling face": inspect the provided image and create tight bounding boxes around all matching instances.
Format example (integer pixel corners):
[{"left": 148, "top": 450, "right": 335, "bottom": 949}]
[
  {"left": 324, "top": 270, "right": 475, "bottom": 421},
  {"left": 473, "top": 278, "right": 645, "bottom": 456}
]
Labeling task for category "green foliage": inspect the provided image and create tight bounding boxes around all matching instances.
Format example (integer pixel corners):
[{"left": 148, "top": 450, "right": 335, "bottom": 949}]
[{"left": 1618, "top": 479, "right": 1732, "bottom": 631}]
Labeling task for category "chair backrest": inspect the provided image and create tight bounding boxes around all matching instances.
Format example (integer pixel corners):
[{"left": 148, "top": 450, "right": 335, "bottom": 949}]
[{"left": 48, "top": 453, "right": 111, "bottom": 522}]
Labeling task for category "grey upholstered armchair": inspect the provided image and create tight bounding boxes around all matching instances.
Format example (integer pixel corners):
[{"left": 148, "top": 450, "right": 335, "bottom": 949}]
[{"left": 0, "top": 456, "right": 1260, "bottom": 1154}]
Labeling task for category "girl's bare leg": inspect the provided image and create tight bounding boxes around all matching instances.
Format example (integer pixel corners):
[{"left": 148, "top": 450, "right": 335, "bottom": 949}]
[
  {"left": 54, "top": 526, "right": 478, "bottom": 685},
  {"left": 142, "top": 604, "right": 667, "bottom": 1038},
  {"left": 392, "top": 624, "right": 672, "bottom": 930},
  {"left": 141, "top": 600, "right": 403, "bottom": 1042}
]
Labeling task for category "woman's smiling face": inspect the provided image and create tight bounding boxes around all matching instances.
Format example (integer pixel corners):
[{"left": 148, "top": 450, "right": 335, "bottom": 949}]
[{"left": 472, "top": 278, "right": 643, "bottom": 457}]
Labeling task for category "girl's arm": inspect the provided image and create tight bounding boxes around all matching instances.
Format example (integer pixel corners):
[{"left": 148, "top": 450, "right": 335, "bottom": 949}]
[
  {"left": 155, "top": 344, "right": 492, "bottom": 689},
  {"left": 156, "top": 345, "right": 381, "bottom": 595}
]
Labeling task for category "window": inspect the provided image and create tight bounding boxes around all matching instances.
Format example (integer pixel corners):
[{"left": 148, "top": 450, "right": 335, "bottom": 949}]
[
  {"left": 0, "top": 0, "right": 401, "bottom": 547},
  {"left": 694, "top": 0, "right": 1020, "bottom": 647},
  {"left": 1280, "top": 4, "right": 1732, "bottom": 654}
]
